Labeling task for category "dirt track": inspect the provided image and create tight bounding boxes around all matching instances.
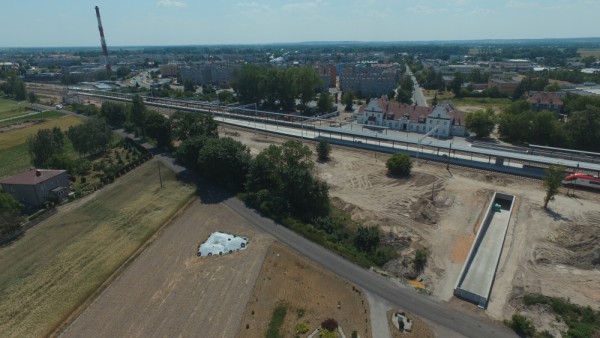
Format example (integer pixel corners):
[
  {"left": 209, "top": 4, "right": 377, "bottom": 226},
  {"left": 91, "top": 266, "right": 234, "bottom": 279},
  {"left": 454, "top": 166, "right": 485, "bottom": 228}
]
[{"left": 61, "top": 200, "right": 273, "bottom": 338}]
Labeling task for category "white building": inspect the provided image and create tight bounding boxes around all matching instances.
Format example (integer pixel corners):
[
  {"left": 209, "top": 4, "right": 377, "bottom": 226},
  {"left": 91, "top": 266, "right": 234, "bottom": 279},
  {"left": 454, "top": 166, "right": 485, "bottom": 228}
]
[{"left": 356, "top": 97, "right": 466, "bottom": 138}]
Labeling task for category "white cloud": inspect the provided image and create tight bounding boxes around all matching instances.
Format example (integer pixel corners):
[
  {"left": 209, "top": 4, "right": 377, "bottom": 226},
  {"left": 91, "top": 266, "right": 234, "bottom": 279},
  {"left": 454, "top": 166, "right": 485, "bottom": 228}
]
[
  {"left": 407, "top": 5, "right": 437, "bottom": 15},
  {"left": 506, "top": 0, "right": 539, "bottom": 8},
  {"left": 234, "top": 2, "right": 273, "bottom": 15},
  {"left": 157, "top": 0, "right": 187, "bottom": 8},
  {"left": 282, "top": 0, "right": 328, "bottom": 12}
]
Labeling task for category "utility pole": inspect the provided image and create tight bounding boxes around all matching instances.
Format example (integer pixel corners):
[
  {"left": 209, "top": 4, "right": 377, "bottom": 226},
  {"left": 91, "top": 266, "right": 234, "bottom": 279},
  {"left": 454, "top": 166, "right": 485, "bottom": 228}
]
[{"left": 157, "top": 158, "right": 163, "bottom": 188}]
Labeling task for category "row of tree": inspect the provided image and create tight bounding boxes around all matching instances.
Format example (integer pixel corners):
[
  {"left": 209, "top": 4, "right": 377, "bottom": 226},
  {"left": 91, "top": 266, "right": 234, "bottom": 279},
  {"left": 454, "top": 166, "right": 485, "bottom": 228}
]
[
  {"left": 232, "top": 65, "right": 323, "bottom": 113},
  {"left": 27, "top": 118, "right": 114, "bottom": 170},
  {"left": 465, "top": 99, "right": 600, "bottom": 152}
]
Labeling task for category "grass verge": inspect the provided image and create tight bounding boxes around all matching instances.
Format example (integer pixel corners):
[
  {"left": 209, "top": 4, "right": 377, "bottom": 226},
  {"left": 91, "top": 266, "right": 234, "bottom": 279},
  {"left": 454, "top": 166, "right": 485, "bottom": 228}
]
[
  {"left": 266, "top": 304, "right": 288, "bottom": 338},
  {"left": 0, "top": 161, "right": 195, "bottom": 338}
]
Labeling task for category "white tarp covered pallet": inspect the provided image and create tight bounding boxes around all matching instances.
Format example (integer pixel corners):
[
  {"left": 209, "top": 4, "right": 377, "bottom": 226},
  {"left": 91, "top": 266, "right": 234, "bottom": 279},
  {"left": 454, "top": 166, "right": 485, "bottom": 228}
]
[{"left": 197, "top": 231, "right": 249, "bottom": 257}]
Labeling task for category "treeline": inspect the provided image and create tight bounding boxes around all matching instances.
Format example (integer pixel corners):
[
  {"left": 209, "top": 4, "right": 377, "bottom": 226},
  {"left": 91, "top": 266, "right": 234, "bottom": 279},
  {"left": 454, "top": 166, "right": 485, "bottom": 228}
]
[
  {"left": 0, "top": 75, "right": 32, "bottom": 102},
  {"left": 172, "top": 112, "right": 396, "bottom": 266},
  {"left": 232, "top": 65, "right": 324, "bottom": 113},
  {"left": 496, "top": 96, "right": 600, "bottom": 151}
]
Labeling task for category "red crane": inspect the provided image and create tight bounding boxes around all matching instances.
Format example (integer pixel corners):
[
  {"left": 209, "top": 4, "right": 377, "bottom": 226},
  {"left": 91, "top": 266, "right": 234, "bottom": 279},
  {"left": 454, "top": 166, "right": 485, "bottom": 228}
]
[{"left": 95, "top": 6, "right": 112, "bottom": 74}]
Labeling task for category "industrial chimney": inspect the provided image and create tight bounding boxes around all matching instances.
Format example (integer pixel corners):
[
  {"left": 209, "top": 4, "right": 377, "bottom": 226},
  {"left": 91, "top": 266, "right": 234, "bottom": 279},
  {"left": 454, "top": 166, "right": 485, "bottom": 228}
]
[{"left": 95, "top": 6, "right": 112, "bottom": 74}]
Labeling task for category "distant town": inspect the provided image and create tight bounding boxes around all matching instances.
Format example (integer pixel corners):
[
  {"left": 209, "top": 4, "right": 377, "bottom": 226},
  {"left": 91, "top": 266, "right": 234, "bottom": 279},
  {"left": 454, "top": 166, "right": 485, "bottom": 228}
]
[{"left": 1, "top": 36, "right": 600, "bottom": 338}]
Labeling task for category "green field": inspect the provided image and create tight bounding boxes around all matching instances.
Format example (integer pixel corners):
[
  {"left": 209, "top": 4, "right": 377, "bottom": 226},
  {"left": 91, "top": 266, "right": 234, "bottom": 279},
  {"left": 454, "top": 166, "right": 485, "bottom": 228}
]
[
  {"left": 0, "top": 110, "right": 65, "bottom": 128},
  {"left": 0, "top": 161, "right": 195, "bottom": 338},
  {"left": 0, "top": 116, "right": 82, "bottom": 179},
  {"left": 0, "top": 99, "right": 27, "bottom": 120}
]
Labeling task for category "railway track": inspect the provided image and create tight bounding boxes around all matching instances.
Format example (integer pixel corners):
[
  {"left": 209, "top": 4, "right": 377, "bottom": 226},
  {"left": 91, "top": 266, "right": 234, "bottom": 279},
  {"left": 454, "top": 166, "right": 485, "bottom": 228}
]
[{"left": 221, "top": 124, "right": 543, "bottom": 184}]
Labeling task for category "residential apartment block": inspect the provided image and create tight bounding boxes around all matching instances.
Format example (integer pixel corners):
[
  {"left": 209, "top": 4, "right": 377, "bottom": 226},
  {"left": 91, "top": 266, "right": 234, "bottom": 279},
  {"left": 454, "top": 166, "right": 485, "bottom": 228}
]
[{"left": 339, "top": 64, "right": 400, "bottom": 98}]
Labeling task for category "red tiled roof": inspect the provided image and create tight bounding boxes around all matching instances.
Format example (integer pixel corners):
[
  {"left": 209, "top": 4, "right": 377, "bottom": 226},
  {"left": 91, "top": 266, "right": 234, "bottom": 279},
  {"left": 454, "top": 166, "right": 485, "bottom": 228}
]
[
  {"left": 1, "top": 169, "right": 67, "bottom": 186},
  {"left": 528, "top": 92, "right": 563, "bottom": 105},
  {"left": 359, "top": 97, "right": 433, "bottom": 122}
]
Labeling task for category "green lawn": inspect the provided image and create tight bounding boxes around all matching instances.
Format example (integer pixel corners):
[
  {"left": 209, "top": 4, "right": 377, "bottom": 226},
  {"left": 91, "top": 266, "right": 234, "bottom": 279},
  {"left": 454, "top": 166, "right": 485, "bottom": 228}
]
[
  {"left": 0, "top": 161, "right": 195, "bottom": 338},
  {"left": 0, "top": 110, "right": 65, "bottom": 128},
  {"left": 0, "top": 99, "right": 27, "bottom": 120}
]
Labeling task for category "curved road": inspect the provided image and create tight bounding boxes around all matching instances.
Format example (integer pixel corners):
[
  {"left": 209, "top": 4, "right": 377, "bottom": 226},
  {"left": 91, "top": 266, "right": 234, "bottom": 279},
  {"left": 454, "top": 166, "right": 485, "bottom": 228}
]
[{"left": 222, "top": 197, "right": 516, "bottom": 338}]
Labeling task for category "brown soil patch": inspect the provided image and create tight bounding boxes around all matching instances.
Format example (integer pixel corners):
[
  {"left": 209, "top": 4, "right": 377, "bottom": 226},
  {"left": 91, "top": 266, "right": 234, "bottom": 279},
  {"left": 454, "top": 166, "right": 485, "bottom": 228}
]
[
  {"left": 450, "top": 234, "right": 475, "bottom": 263},
  {"left": 237, "top": 242, "right": 371, "bottom": 338}
]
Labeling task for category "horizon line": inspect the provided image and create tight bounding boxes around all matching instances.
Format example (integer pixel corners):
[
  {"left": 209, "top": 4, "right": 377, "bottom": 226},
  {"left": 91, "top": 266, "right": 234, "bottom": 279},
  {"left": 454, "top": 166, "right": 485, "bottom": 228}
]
[{"left": 2, "top": 36, "right": 600, "bottom": 49}]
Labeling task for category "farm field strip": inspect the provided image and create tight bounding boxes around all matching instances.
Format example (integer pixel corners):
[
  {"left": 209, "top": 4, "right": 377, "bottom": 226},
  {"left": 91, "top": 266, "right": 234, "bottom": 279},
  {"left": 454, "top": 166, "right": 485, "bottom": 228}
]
[
  {"left": 0, "top": 115, "right": 81, "bottom": 151},
  {"left": 0, "top": 161, "right": 195, "bottom": 338}
]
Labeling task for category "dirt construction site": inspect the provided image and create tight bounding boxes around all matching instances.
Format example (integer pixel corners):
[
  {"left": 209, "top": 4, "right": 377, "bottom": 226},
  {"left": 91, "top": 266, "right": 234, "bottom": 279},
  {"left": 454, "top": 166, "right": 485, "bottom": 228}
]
[
  {"left": 225, "top": 126, "right": 600, "bottom": 334},
  {"left": 57, "top": 125, "right": 599, "bottom": 338}
]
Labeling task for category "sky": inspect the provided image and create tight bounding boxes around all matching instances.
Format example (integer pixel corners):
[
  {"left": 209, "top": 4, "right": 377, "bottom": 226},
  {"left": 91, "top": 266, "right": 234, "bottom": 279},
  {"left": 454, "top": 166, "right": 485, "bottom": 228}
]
[{"left": 1, "top": 0, "right": 599, "bottom": 48}]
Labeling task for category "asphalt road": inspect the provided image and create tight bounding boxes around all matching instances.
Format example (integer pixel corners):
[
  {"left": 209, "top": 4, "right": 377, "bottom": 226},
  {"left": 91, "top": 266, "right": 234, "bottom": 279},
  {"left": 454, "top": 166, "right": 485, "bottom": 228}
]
[
  {"left": 222, "top": 197, "right": 516, "bottom": 338},
  {"left": 405, "top": 67, "right": 428, "bottom": 107}
]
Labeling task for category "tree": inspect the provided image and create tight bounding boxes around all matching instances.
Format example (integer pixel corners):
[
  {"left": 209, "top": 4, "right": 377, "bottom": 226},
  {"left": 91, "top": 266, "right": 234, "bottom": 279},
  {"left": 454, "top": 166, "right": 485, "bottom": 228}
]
[
  {"left": 28, "top": 91, "right": 37, "bottom": 105},
  {"left": 129, "top": 95, "right": 146, "bottom": 134},
  {"left": 316, "top": 139, "right": 332, "bottom": 162},
  {"left": 27, "top": 127, "right": 65, "bottom": 168},
  {"left": 449, "top": 72, "right": 464, "bottom": 97},
  {"left": 294, "top": 67, "right": 322, "bottom": 112},
  {"left": 465, "top": 108, "right": 496, "bottom": 138},
  {"left": 0, "top": 191, "right": 24, "bottom": 236},
  {"left": 67, "top": 118, "right": 113, "bottom": 156},
  {"left": 183, "top": 79, "right": 195, "bottom": 93},
  {"left": 354, "top": 226, "right": 380, "bottom": 253},
  {"left": 101, "top": 101, "right": 127, "bottom": 127},
  {"left": 396, "top": 89, "right": 413, "bottom": 104},
  {"left": 343, "top": 91, "right": 355, "bottom": 111},
  {"left": 116, "top": 66, "right": 131, "bottom": 78},
  {"left": 170, "top": 111, "right": 219, "bottom": 141},
  {"left": 245, "top": 141, "right": 330, "bottom": 221},
  {"left": 564, "top": 105, "right": 600, "bottom": 152},
  {"left": 145, "top": 110, "right": 172, "bottom": 149},
  {"left": 317, "top": 91, "right": 334, "bottom": 113},
  {"left": 196, "top": 137, "right": 252, "bottom": 191},
  {"left": 232, "top": 64, "right": 265, "bottom": 104},
  {"left": 399, "top": 74, "right": 414, "bottom": 93},
  {"left": 386, "top": 153, "right": 412, "bottom": 176},
  {"left": 543, "top": 165, "right": 565, "bottom": 209},
  {"left": 413, "top": 248, "right": 428, "bottom": 271},
  {"left": 175, "top": 136, "right": 207, "bottom": 169}
]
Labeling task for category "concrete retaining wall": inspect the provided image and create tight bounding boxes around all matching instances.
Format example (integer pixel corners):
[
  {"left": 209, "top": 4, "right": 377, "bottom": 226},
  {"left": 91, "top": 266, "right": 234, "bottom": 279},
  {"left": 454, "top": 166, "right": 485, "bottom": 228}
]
[{"left": 454, "top": 192, "right": 515, "bottom": 308}]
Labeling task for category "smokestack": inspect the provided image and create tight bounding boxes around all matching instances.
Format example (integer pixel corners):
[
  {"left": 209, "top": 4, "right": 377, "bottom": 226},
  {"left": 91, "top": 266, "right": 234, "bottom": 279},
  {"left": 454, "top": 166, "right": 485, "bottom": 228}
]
[{"left": 95, "top": 6, "right": 112, "bottom": 74}]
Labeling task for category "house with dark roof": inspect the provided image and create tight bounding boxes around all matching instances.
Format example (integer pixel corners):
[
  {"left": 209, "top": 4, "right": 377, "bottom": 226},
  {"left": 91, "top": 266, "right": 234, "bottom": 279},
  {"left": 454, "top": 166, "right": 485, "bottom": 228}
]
[
  {"left": 356, "top": 97, "right": 466, "bottom": 138},
  {"left": 528, "top": 91, "right": 564, "bottom": 113},
  {"left": 1, "top": 169, "right": 70, "bottom": 207}
]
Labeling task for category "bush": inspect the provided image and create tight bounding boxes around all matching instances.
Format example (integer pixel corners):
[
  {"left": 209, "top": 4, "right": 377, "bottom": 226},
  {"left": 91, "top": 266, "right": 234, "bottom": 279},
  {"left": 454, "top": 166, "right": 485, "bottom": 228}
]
[
  {"left": 386, "top": 153, "right": 412, "bottom": 176},
  {"left": 506, "top": 313, "right": 535, "bottom": 337},
  {"left": 321, "top": 318, "right": 338, "bottom": 332},
  {"left": 296, "top": 322, "right": 309, "bottom": 334},
  {"left": 413, "top": 248, "right": 428, "bottom": 271},
  {"left": 316, "top": 139, "right": 332, "bottom": 162}
]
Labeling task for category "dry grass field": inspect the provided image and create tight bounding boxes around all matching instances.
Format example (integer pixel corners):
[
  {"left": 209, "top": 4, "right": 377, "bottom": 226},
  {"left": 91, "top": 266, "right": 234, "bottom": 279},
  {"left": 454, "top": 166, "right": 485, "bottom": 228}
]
[
  {"left": 237, "top": 242, "right": 372, "bottom": 338},
  {"left": 61, "top": 200, "right": 273, "bottom": 338},
  {"left": 0, "top": 161, "right": 195, "bottom": 338}
]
